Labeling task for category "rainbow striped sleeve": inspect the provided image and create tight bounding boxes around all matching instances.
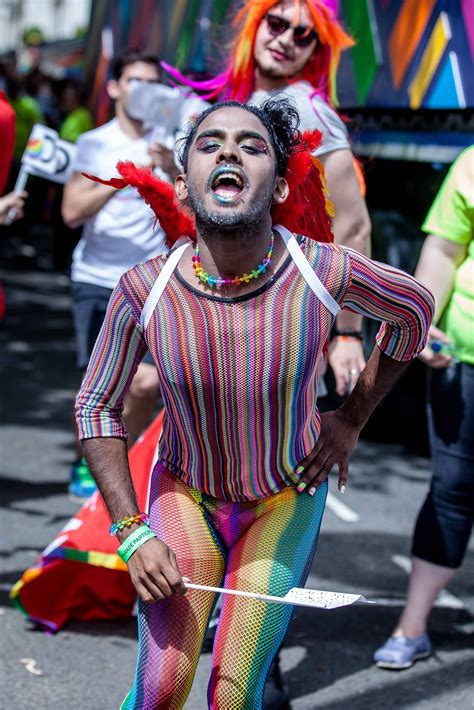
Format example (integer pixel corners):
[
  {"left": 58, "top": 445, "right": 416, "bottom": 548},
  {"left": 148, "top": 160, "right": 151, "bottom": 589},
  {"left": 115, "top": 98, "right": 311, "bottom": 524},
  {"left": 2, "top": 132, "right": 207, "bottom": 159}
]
[
  {"left": 342, "top": 248, "right": 434, "bottom": 361},
  {"left": 75, "top": 283, "right": 147, "bottom": 440}
]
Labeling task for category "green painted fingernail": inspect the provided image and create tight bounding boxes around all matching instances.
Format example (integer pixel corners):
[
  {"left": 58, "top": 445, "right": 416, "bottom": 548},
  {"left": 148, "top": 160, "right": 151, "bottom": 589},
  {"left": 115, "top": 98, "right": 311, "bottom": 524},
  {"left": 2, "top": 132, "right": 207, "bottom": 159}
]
[
  {"left": 295, "top": 465, "right": 304, "bottom": 475},
  {"left": 296, "top": 481, "right": 307, "bottom": 493}
]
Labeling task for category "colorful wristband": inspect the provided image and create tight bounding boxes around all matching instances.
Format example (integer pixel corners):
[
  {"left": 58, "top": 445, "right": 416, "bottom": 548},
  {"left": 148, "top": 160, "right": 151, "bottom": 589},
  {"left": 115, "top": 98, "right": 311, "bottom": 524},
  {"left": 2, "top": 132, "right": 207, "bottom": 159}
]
[{"left": 117, "top": 525, "right": 156, "bottom": 563}]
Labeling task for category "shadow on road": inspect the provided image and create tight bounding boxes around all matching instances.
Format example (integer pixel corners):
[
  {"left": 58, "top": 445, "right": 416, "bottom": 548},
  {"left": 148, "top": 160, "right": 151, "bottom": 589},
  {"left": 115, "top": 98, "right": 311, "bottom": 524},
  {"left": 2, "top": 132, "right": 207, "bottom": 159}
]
[
  {"left": 287, "top": 652, "right": 474, "bottom": 709},
  {"left": 0, "top": 474, "right": 69, "bottom": 506},
  {"left": 0, "top": 268, "right": 78, "bottom": 432}
]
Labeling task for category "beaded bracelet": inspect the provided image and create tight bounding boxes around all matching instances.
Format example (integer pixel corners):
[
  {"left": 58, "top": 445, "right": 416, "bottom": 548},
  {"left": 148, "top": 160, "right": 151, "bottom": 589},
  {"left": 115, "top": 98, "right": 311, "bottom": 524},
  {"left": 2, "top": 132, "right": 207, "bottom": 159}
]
[
  {"left": 109, "top": 512, "right": 149, "bottom": 536},
  {"left": 117, "top": 525, "right": 156, "bottom": 563}
]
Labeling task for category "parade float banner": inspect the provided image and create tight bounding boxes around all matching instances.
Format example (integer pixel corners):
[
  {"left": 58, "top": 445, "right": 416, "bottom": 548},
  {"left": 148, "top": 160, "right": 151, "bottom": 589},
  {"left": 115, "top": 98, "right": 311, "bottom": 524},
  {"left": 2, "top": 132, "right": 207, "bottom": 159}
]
[
  {"left": 82, "top": 0, "right": 471, "bottom": 164},
  {"left": 85, "top": 0, "right": 472, "bottom": 114},
  {"left": 85, "top": 0, "right": 234, "bottom": 125},
  {"left": 338, "top": 0, "right": 472, "bottom": 109}
]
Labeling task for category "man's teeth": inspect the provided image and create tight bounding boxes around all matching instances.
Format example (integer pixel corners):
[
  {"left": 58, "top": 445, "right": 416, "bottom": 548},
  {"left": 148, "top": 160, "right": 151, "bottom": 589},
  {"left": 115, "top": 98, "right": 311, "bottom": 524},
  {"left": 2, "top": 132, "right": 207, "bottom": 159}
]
[{"left": 213, "top": 173, "right": 243, "bottom": 189}]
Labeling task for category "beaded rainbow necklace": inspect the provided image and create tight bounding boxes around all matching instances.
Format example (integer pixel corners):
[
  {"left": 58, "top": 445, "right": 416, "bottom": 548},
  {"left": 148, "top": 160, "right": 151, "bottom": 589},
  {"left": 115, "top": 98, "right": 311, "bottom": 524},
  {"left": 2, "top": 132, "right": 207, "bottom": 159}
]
[{"left": 192, "top": 231, "right": 275, "bottom": 289}]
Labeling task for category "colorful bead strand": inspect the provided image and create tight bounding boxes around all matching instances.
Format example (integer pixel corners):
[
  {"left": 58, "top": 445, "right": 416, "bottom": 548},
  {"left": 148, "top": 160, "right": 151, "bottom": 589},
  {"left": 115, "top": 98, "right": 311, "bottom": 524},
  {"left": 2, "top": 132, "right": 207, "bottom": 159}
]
[
  {"left": 109, "top": 512, "right": 149, "bottom": 536},
  {"left": 192, "top": 231, "right": 275, "bottom": 289}
]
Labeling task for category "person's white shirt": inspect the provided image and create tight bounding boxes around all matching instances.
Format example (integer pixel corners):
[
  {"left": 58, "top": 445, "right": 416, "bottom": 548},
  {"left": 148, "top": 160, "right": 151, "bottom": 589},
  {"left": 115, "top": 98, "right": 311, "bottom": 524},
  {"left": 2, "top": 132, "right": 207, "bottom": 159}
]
[
  {"left": 249, "top": 81, "right": 350, "bottom": 156},
  {"left": 71, "top": 118, "right": 168, "bottom": 290}
]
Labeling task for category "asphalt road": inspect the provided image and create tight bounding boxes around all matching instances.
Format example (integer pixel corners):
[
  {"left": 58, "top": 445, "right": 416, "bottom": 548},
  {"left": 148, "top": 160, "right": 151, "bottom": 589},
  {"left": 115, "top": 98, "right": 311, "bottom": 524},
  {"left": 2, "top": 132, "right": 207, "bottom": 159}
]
[{"left": 1, "top": 249, "right": 473, "bottom": 710}]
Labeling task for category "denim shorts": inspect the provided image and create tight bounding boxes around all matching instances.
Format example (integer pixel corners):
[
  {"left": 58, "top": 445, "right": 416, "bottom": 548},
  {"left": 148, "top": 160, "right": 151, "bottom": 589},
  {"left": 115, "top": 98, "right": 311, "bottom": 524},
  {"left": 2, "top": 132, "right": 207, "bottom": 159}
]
[{"left": 71, "top": 281, "right": 154, "bottom": 370}]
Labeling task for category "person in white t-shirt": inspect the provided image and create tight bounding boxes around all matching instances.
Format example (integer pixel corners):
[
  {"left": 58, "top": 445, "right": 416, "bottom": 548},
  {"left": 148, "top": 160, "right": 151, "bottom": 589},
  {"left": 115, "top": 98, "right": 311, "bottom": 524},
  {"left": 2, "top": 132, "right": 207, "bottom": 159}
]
[{"left": 62, "top": 49, "right": 171, "bottom": 500}]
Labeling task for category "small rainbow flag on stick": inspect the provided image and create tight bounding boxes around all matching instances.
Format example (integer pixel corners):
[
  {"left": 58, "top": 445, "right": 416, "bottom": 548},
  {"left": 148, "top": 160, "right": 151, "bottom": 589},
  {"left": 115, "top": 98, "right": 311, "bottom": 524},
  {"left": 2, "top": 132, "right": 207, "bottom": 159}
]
[
  {"left": 6, "top": 124, "right": 77, "bottom": 224},
  {"left": 25, "top": 137, "right": 44, "bottom": 157},
  {"left": 21, "top": 124, "right": 76, "bottom": 183}
]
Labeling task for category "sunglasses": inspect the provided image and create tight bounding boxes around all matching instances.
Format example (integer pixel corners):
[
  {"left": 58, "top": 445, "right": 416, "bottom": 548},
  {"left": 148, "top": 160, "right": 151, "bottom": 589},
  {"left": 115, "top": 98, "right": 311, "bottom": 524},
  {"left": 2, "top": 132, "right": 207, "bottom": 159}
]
[
  {"left": 265, "top": 12, "right": 317, "bottom": 48},
  {"left": 126, "top": 78, "right": 161, "bottom": 85}
]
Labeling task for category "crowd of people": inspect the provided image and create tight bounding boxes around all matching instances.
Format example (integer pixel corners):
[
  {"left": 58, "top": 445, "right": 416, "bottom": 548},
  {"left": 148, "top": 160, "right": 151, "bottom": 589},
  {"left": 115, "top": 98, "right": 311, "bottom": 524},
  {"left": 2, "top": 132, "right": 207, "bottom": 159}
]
[
  {"left": 0, "top": 63, "right": 94, "bottom": 152},
  {"left": 2, "top": 1, "right": 472, "bottom": 709},
  {"left": 0, "top": 62, "right": 95, "bottom": 271}
]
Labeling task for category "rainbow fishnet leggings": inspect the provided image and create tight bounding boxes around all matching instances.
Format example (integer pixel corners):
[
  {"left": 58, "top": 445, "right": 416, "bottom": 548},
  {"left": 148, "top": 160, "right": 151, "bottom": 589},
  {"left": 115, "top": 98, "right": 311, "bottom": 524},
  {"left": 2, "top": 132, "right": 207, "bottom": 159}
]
[{"left": 121, "top": 464, "right": 327, "bottom": 710}]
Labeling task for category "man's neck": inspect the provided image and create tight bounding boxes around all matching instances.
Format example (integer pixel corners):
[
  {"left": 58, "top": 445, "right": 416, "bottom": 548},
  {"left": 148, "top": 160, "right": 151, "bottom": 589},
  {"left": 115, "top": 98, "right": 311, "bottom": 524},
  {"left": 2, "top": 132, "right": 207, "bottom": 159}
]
[
  {"left": 115, "top": 103, "right": 146, "bottom": 139},
  {"left": 197, "top": 221, "right": 272, "bottom": 275},
  {"left": 254, "top": 67, "right": 291, "bottom": 93},
  {"left": 178, "top": 218, "right": 286, "bottom": 296}
]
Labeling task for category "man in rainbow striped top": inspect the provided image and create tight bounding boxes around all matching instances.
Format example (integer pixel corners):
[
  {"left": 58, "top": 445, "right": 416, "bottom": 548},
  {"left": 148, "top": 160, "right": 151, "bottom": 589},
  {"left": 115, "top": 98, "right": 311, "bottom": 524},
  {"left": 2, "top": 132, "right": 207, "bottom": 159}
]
[{"left": 76, "top": 98, "right": 434, "bottom": 709}]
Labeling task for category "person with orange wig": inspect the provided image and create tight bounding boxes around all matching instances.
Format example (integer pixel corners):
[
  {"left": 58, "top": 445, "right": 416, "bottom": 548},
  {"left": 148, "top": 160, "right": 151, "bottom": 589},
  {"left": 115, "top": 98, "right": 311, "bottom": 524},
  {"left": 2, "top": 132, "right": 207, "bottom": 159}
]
[{"left": 163, "top": 0, "right": 372, "bottom": 398}]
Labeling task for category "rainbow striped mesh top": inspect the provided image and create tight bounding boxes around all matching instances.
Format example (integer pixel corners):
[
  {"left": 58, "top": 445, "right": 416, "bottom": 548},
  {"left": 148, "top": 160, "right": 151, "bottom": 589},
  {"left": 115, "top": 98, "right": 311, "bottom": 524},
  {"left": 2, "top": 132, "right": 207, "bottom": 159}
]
[{"left": 76, "top": 235, "right": 434, "bottom": 501}]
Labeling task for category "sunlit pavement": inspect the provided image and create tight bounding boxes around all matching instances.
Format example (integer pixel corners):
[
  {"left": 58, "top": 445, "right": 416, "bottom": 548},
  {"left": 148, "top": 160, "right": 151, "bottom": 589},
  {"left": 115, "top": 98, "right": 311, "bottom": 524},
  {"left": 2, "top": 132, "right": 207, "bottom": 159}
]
[{"left": 1, "top": 257, "right": 473, "bottom": 709}]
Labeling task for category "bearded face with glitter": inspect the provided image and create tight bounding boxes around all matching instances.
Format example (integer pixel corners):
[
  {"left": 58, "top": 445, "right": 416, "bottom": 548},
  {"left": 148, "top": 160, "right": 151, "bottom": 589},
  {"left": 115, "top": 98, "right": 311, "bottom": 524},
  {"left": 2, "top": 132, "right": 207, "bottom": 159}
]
[{"left": 184, "top": 106, "right": 279, "bottom": 234}]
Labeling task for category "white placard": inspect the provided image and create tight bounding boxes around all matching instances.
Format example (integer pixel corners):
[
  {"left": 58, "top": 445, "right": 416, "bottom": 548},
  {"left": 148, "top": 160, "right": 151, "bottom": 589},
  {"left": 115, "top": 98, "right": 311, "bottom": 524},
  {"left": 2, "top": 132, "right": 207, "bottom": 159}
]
[
  {"left": 185, "top": 582, "right": 373, "bottom": 610},
  {"left": 21, "top": 124, "right": 59, "bottom": 175},
  {"left": 20, "top": 124, "right": 77, "bottom": 184},
  {"left": 283, "top": 588, "right": 370, "bottom": 609},
  {"left": 128, "top": 81, "right": 188, "bottom": 135}
]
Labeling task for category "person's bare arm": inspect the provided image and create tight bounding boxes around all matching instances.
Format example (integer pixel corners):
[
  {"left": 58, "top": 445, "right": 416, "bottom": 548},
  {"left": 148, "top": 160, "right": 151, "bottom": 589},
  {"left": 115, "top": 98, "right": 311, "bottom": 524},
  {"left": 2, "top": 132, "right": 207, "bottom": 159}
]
[
  {"left": 296, "top": 346, "right": 410, "bottom": 494},
  {"left": 322, "top": 149, "right": 371, "bottom": 257},
  {"left": 415, "top": 234, "right": 466, "bottom": 322},
  {"left": 76, "top": 286, "right": 186, "bottom": 603},
  {"left": 81, "top": 437, "right": 186, "bottom": 603},
  {"left": 62, "top": 172, "right": 118, "bottom": 228},
  {"left": 321, "top": 149, "right": 372, "bottom": 394},
  {"left": 414, "top": 234, "right": 467, "bottom": 368},
  {"left": 296, "top": 248, "right": 434, "bottom": 493}
]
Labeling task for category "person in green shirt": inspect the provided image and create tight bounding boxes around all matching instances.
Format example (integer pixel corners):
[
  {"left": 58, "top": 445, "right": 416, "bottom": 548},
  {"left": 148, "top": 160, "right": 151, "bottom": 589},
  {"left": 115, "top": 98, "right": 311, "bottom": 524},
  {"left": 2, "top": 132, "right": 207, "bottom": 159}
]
[
  {"left": 10, "top": 94, "right": 44, "bottom": 159},
  {"left": 374, "top": 146, "right": 474, "bottom": 670},
  {"left": 59, "top": 82, "right": 94, "bottom": 144},
  {"left": 6, "top": 74, "right": 45, "bottom": 159}
]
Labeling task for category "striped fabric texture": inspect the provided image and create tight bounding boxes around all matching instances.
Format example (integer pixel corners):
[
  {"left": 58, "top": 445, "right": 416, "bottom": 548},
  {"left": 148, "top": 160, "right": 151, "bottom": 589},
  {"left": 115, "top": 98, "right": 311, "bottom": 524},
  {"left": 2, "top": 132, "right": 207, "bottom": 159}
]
[{"left": 76, "top": 236, "right": 434, "bottom": 502}]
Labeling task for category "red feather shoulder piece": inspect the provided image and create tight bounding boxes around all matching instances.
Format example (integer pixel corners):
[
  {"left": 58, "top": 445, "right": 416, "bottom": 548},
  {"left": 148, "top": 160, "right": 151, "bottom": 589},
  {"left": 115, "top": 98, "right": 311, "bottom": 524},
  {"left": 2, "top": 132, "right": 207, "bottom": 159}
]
[
  {"left": 82, "top": 130, "right": 334, "bottom": 246},
  {"left": 82, "top": 163, "right": 195, "bottom": 246},
  {"left": 273, "top": 129, "right": 334, "bottom": 243}
]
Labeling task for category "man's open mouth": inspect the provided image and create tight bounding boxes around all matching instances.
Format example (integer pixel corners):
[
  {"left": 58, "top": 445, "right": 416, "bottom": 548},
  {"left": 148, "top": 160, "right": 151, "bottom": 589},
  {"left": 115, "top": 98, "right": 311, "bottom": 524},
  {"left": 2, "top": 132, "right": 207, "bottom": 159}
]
[{"left": 210, "top": 167, "right": 246, "bottom": 202}]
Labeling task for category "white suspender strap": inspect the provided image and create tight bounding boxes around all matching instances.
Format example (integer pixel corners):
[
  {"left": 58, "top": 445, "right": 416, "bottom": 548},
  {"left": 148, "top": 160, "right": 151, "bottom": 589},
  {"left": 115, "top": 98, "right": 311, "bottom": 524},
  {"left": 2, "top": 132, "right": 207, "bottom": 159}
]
[
  {"left": 140, "top": 227, "right": 340, "bottom": 331},
  {"left": 273, "top": 223, "right": 340, "bottom": 317},
  {"left": 140, "top": 241, "right": 189, "bottom": 331}
]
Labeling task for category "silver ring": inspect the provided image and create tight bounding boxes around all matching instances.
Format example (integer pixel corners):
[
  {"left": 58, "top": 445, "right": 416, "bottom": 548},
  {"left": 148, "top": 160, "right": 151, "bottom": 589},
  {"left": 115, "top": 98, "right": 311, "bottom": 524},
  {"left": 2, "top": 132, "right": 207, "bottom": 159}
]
[{"left": 350, "top": 369, "right": 358, "bottom": 375}]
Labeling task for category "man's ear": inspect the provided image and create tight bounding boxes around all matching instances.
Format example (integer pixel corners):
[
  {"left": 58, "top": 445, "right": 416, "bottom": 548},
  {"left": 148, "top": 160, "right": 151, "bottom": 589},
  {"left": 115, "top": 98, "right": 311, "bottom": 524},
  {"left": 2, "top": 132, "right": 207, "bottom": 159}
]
[
  {"left": 106, "top": 79, "right": 119, "bottom": 100},
  {"left": 174, "top": 174, "right": 189, "bottom": 203},
  {"left": 273, "top": 176, "right": 289, "bottom": 205}
]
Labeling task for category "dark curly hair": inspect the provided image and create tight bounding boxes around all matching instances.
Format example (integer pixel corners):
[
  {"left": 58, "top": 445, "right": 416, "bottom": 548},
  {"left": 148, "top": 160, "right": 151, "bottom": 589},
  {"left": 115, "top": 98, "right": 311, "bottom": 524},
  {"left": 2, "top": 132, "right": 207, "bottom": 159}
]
[{"left": 177, "top": 97, "right": 301, "bottom": 176}]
